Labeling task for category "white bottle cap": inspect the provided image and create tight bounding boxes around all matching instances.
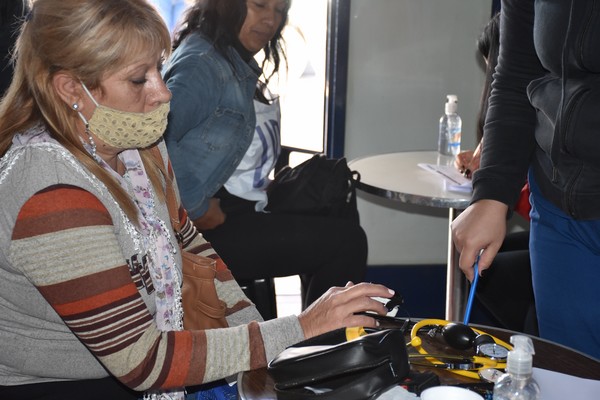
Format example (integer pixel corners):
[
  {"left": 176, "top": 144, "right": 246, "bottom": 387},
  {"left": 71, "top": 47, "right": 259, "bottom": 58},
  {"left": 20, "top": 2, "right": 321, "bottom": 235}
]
[
  {"left": 445, "top": 94, "right": 458, "bottom": 114},
  {"left": 506, "top": 335, "right": 535, "bottom": 375}
]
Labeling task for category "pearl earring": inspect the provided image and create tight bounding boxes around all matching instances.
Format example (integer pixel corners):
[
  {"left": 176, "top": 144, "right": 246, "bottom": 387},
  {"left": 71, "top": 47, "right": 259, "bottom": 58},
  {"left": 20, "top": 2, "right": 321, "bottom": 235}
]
[{"left": 73, "top": 103, "right": 97, "bottom": 160}]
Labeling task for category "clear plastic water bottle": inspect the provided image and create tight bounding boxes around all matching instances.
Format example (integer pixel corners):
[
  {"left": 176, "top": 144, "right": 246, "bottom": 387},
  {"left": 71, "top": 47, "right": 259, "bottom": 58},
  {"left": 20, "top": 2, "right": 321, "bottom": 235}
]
[
  {"left": 493, "top": 335, "right": 541, "bottom": 400},
  {"left": 438, "top": 94, "right": 462, "bottom": 156}
]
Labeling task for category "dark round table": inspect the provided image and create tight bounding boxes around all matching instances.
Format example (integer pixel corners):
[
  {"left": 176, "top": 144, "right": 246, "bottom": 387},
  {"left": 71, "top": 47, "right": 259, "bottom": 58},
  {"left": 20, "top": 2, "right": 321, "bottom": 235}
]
[{"left": 237, "top": 321, "right": 600, "bottom": 399}]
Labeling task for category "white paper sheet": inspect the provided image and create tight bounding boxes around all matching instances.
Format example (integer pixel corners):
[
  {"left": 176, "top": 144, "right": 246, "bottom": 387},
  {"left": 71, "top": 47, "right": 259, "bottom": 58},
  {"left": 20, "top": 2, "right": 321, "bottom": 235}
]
[
  {"left": 417, "top": 163, "right": 472, "bottom": 193},
  {"left": 532, "top": 367, "right": 600, "bottom": 400}
]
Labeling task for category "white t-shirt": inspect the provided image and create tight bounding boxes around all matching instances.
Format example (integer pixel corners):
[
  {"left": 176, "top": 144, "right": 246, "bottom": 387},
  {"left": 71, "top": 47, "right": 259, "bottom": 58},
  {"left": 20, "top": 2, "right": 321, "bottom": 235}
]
[{"left": 223, "top": 97, "right": 281, "bottom": 212}]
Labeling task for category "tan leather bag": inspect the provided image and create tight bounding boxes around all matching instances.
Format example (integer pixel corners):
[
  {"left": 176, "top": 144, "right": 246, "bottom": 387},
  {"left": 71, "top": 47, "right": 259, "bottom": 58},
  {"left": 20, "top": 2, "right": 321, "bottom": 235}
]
[
  {"left": 179, "top": 251, "right": 228, "bottom": 330},
  {"left": 151, "top": 147, "right": 228, "bottom": 330}
]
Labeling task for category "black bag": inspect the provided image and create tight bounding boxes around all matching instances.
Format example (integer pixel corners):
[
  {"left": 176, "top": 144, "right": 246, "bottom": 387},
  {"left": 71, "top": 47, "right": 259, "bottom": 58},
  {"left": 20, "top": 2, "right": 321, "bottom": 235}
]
[
  {"left": 265, "top": 154, "right": 360, "bottom": 220},
  {"left": 267, "top": 328, "right": 409, "bottom": 400}
]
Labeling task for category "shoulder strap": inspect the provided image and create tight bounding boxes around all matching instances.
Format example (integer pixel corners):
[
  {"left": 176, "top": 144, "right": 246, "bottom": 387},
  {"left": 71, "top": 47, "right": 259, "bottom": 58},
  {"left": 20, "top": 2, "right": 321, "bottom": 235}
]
[{"left": 148, "top": 146, "right": 181, "bottom": 235}]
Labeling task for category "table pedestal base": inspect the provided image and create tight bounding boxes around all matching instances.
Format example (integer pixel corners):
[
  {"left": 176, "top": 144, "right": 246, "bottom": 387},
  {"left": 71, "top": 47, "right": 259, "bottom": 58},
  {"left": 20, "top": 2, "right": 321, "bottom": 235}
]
[{"left": 445, "top": 207, "right": 467, "bottom": 321}]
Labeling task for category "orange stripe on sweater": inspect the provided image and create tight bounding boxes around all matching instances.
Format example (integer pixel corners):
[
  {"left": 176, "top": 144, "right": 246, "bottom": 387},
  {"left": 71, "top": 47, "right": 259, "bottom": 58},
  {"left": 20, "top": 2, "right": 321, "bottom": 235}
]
[
  {"left": 17, "top": 185, "right": 108, "bottom": 218},
  {"left": 53, "top": 284, "right": 139, "bottom": 316},
  {"left": 13, "top": 186, "right": 112, "bottom": 239},
  {"left": 215, "top": 258, "right": 230, "bottom": 274},
  {"left": 162, "top": 331, "right": 193, "bottom": 387}
]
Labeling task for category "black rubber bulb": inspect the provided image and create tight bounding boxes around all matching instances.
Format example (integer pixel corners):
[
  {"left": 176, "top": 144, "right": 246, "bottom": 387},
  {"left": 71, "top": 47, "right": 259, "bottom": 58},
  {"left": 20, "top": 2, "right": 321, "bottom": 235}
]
[{"left": 441, "top": 322, "right": 477, "bottom": 350}]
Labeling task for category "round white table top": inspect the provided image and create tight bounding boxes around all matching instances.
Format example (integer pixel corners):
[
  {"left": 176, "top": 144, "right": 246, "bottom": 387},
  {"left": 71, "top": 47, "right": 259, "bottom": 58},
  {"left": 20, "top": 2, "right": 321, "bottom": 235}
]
[{"left": 348, "top": 150, "right": 471, "bottom": 209}]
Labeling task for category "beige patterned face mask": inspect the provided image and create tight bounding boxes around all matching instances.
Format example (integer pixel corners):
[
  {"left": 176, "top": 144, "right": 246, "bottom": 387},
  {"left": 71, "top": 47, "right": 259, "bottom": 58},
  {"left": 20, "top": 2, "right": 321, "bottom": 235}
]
[{"left": 80, "top": 83, "right": 169, "bottom": 149}]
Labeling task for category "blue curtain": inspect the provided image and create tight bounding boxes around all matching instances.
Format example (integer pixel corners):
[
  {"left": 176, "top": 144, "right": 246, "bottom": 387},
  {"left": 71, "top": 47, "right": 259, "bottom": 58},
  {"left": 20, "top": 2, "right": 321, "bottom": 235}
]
[{"left": 151, "top": 0, "right": 187, "bottom": 33}]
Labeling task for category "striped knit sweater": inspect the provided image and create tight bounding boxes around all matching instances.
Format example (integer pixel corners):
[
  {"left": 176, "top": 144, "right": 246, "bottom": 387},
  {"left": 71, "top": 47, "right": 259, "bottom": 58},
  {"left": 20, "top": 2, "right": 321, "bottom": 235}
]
[{"left": 0, "top": 129, "right": 304, "bottom": 390}]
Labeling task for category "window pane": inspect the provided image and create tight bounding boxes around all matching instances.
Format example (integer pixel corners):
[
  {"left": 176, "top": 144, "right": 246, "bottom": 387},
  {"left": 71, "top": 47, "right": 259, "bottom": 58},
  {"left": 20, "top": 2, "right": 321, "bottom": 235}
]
[{"left": 267, "top": 0, "right": 328, "bottom": 153}]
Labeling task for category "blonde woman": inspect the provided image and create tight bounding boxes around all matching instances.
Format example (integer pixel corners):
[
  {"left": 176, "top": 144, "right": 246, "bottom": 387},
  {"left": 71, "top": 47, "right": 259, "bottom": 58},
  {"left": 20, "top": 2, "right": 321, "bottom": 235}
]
[{"left": 0, "top": 1, "right": 395, "bottom": 399}]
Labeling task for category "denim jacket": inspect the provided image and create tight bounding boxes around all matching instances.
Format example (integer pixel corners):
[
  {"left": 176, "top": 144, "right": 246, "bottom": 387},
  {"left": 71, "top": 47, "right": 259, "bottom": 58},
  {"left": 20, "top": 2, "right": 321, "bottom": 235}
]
[{"left": 162, "top": 33, "right": 259, "bottom": 219}]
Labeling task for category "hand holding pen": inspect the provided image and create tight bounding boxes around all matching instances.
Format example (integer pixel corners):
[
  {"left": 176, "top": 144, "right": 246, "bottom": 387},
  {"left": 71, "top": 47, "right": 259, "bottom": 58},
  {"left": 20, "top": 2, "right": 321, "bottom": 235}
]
[
  {"left": 455, "top": 150, "right": 474, "bottom": 178},
  {"left": 454, "top": 142, "right": 482, "bottom": 179},
  {"left": 451, "top": 199, "right": 508, "bottom": 282}
]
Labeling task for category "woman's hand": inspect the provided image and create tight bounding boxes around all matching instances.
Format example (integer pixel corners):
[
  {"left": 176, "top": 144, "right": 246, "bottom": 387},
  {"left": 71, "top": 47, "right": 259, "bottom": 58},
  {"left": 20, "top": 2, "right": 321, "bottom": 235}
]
[
  {"left": 454, "top": 142, "right": 482, "bottom": 179},
  {"left": 451, "top": 199, "right": 508, "bottom": 281},
  {"left": 455, "top": 149, "right": 474, "bottom": 174},
  {"left": 297, "top": 282, "right": 396, "bottom": 339},
  {"left": 193, "top": 198, "right": 226, "bottom": 231}
]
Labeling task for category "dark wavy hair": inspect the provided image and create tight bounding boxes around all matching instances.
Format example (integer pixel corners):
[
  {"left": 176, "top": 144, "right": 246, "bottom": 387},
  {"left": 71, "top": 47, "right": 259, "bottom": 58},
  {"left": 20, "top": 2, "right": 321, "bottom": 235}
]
[
  {"left": 476, "top": 12, "right": 500, "bottom": 142},
  {"left": 173, "top": 0, "right": 290, "bottom": 85}
]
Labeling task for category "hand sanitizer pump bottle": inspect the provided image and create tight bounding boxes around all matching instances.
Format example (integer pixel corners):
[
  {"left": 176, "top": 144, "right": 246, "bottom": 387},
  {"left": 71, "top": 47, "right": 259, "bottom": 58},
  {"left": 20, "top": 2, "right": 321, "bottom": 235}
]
[
  {"left": 493, "top": 335, "right": 541, "bottom": 400},
  {"left": 438, "top": 94, "right": 462, "bottom": 156}
]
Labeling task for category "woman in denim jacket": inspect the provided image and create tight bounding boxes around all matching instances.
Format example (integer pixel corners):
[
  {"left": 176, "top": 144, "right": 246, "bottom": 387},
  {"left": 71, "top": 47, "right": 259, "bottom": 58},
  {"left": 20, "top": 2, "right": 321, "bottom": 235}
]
[
  {"left": 163, "top": 0, "right": 368, "bottom": 312},
  {"left": 162, "top": 9, "right": 261, "bottom": 226}
]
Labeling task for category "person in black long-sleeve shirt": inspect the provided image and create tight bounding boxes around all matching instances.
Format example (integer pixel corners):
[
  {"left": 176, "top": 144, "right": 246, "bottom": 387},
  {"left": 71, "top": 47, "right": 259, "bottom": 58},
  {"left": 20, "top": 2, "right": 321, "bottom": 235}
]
[
  {"left": 452, "top": 0, "right": 600, "bottom": 360},
  {"left": 455, "top": 14, "right": 537, "bottom": 336}
]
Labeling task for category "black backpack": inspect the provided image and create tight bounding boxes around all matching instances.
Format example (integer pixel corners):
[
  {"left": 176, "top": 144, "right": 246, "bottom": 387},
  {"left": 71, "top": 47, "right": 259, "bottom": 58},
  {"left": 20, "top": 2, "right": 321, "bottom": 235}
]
[{"left": 265, "top": 154, "right": 360, "bottom": 221}]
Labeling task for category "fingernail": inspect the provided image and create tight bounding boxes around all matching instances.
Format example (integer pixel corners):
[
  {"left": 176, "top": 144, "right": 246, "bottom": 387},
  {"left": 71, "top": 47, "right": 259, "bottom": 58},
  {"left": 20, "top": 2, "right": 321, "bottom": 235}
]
[{"left": 388, "top": 289, "right": 395, "bottom": 295}]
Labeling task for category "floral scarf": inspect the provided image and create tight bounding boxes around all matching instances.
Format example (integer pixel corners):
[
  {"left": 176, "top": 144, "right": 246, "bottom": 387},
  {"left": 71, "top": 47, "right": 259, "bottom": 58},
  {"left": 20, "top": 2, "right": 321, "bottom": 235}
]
[
  {"left": 84, "top": 140, "right": 185, "bottom": 400},
  {"left": 105, "top": 149, "right": 185, "bottom": 400}
]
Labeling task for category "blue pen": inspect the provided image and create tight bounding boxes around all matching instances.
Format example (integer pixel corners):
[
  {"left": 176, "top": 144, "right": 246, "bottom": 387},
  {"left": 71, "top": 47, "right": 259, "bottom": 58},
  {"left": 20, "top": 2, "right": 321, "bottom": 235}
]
[{"left": 463, "top": 251, "right": 482, "bottom": 325}]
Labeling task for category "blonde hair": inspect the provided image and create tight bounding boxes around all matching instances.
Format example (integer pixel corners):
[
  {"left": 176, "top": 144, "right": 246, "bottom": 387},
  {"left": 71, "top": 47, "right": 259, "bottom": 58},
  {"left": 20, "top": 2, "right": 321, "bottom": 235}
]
[{"left": 0, "top": 0, "right": 172, "bottom": 223}]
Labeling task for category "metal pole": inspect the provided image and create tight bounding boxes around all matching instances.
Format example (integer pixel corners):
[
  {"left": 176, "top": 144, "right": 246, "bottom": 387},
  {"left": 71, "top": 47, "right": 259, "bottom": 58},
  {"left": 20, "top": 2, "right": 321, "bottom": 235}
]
[{"left": 445, "top": 207, "right": 467, "bottom": 321}]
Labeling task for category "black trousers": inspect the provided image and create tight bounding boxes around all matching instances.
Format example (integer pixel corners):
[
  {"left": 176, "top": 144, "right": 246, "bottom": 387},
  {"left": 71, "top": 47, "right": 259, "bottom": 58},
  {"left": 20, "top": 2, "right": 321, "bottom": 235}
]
[
  {"left": 0, "top": 377, "right": 139, "bottom": 400},
  {"left": 476, "top": 230, "right": 538, "bottom": 335},
  {"left": 204, "top": 191, "right": 368, "bottom": 309}
]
